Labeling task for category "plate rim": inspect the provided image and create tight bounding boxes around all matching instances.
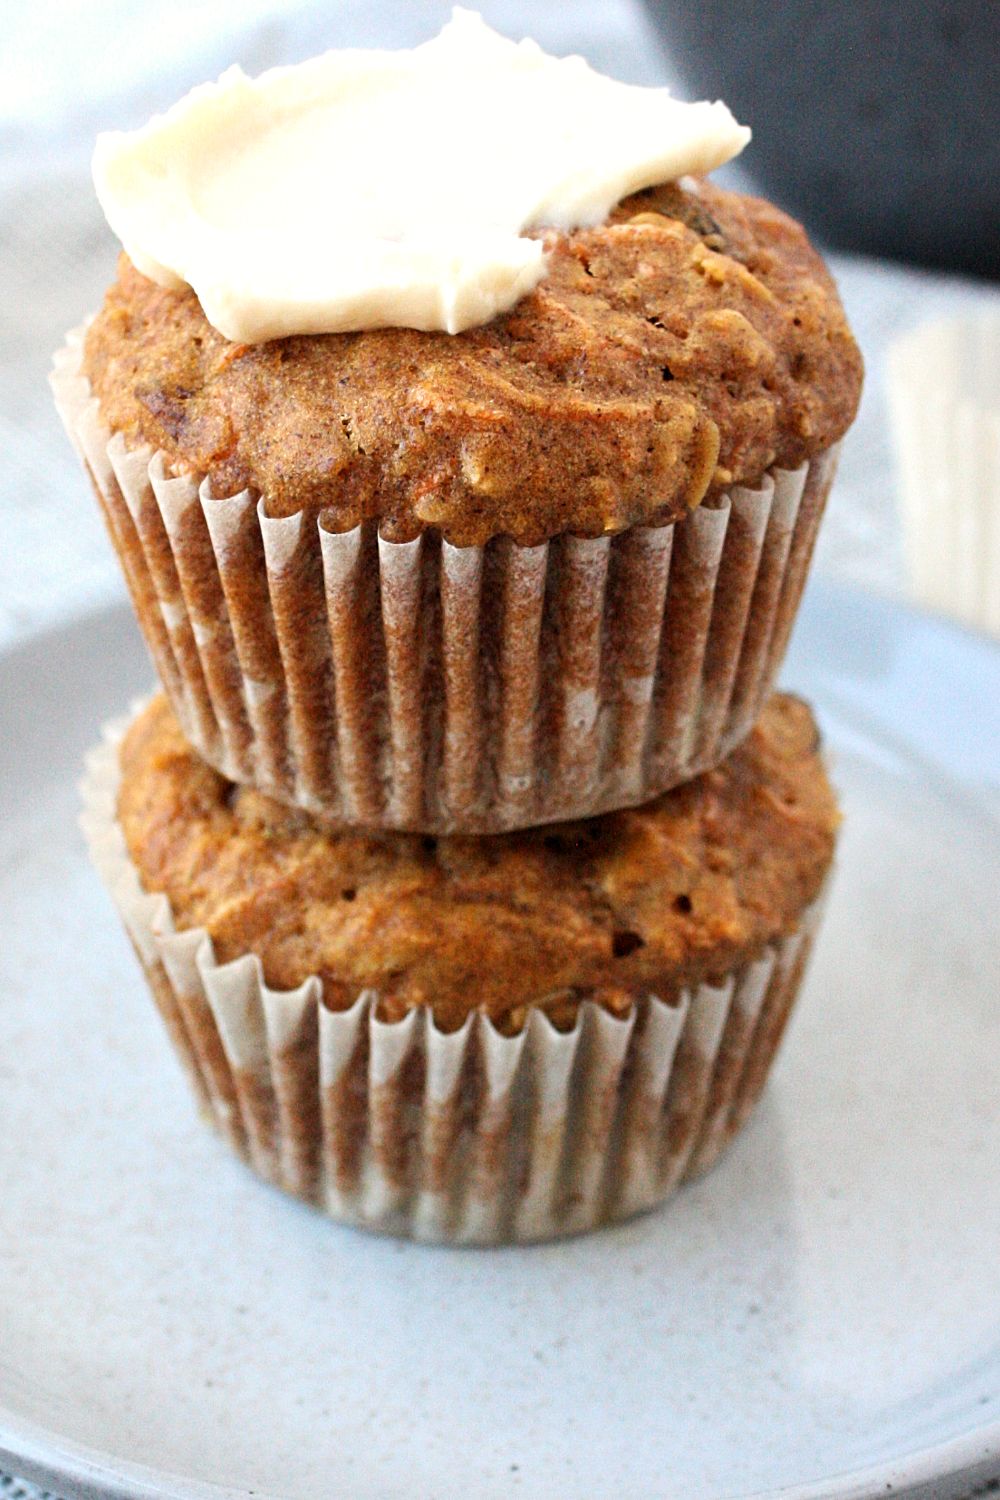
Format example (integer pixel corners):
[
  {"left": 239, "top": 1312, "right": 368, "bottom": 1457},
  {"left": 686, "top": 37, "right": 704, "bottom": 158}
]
[
  {"left": 2, "top": 1392, "right": 998, "bottom": 1500},
  {"left": 1, "top": 586, "right": 998, "bottom": 1500}
]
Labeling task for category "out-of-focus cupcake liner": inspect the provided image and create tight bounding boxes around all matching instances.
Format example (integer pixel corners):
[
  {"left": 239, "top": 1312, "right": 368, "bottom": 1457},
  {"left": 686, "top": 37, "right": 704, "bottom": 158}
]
[
  {"left": 80, "top": 710, "right": 829, "bottom": 1245},
  {"left": 888, "top": 314, "right": 1000, "bottom": 638},
  {"left": 54, "top": 326, "right": 839, "bottom": 832}
]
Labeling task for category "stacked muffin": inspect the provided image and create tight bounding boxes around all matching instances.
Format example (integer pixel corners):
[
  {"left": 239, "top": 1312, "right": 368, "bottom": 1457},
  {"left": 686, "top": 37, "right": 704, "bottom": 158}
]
[{"left": 53, "top": 129, "right": 859, "bottom": 1240}]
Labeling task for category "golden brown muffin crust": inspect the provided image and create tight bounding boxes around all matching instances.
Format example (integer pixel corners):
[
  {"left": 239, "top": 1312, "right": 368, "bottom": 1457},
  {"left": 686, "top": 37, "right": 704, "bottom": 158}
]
[
  {"left": 117, "top": 693, "right": 839, "bottom": 1032},
  {"left": 83, "top": 178, "right": 862, "bottom": 546}
]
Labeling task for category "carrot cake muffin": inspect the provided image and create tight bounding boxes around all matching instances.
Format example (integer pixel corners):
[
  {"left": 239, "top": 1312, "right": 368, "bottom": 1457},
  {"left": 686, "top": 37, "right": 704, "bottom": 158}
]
[
  {"left": 55, "top": 14, "right": 862, "bottom": 832},
  {"left": 82, "top": 690, "right": 839, "bottom": 1241}
]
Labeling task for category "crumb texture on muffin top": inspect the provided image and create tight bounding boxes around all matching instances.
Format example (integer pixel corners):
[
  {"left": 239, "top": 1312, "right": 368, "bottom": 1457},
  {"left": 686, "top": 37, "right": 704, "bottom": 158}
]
[
  {"left": 83, "top": 179, "right": 862, "bottom": 547},
  {"left": 117, "top": 692, "right": 839, "bottom": 1032}
]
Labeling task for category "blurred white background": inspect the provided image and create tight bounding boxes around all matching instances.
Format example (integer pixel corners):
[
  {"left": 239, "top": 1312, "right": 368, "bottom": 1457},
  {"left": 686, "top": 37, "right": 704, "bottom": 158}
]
[{"left": 2, "top": 0, "right": 998, "bottom": 652}]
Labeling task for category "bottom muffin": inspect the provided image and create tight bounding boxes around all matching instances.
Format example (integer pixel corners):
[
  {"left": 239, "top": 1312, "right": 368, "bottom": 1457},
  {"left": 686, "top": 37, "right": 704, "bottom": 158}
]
[{"left": 81, "top": 693, "right": 838, "bottom": 1244}]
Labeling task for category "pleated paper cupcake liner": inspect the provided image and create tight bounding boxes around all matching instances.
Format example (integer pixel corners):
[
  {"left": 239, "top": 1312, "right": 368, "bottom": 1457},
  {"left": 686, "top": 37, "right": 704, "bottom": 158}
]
[
  {"left": 81, "top": 710, "right": 829, "bottom": 1246},
  {"left": 888, "top": 313, "right": 1000, "bottom": 638},
  {"left": 54, "top": 327, "right": 839, "bottom": 833}
]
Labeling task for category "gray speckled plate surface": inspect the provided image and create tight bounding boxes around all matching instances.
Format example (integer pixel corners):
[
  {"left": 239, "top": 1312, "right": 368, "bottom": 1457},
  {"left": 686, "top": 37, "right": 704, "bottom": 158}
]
[{"left": 0, "top": 582, "right": 998, "bottom": 1500}]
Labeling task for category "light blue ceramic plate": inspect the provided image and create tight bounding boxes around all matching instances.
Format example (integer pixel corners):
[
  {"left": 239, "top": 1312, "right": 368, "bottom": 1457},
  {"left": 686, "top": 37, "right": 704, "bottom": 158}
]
[{"left": 1, "top": 583, "right": 998, "bottom": 1500}]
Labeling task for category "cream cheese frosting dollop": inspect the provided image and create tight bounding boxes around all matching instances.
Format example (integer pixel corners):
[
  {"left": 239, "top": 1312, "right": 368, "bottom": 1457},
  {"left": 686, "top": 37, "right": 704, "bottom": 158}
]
[{"left": 92, "top": 8, "right": 750, "bottom": 342}]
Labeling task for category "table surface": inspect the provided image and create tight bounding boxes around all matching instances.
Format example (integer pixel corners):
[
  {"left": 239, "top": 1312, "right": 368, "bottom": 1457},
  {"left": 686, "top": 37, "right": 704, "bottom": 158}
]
[{"left": 2, "top": 2, "right": 998, "bottom": 1497}]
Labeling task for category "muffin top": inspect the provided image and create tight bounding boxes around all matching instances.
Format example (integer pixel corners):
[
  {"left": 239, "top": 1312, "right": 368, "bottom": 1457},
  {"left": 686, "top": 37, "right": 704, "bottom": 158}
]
[
  {"left": 118, "top": 692, "right": 838, "bottom": 1032},
  {"left": 83, "top": 178, "right": 862, "bottom": 547}
]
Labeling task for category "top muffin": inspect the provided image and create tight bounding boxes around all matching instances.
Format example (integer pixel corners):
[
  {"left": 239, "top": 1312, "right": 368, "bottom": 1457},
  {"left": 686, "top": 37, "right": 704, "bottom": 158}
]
[{"left": 82, "top": 178, "right": 862, "bottom": 547}]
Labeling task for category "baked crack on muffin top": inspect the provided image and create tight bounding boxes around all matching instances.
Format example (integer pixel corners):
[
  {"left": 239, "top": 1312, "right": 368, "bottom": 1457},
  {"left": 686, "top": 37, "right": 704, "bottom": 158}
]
[
  {"left": 83, "top": 179, "right": 862, "bottom": 547},
  {"left": 118, "top": 693, "right": 839, "bottom": 1033}
]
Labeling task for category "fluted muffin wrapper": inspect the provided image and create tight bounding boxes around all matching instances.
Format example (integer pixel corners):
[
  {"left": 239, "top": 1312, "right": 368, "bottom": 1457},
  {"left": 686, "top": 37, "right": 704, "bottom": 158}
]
[
  {"left": 888, "top": 314, "right": 1000, "bottom": 638},
  {"left": 80, "top": 708, "right": 829, "bottom": 1245},
  {"left": 55, "top": 326, "right": 839, "bottom": 833}
]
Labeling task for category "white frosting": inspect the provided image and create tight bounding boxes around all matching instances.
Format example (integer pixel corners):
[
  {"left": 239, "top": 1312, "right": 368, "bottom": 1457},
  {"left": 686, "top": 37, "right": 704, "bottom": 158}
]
[{"left": 92, "top": 9, "right": 750, "bottom": 342}]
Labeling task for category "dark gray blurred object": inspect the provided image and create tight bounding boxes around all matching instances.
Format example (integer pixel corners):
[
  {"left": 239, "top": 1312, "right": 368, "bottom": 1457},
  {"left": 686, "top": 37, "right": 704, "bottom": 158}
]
[{"left": 641, "top": 0, "right": 1000, "bottom": 278}]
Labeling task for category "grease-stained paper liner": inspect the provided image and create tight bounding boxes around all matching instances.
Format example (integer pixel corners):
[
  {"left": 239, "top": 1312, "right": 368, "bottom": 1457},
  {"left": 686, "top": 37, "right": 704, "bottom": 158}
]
[
  {"left": 81, "top": 711, "right": 829, "bottom": 1245},
  {"left": 888, "top": 314, "right": 1000, "bottom": 638},
  {"left": 55, "top": 327, "right": 839, "bottom": 832}
]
